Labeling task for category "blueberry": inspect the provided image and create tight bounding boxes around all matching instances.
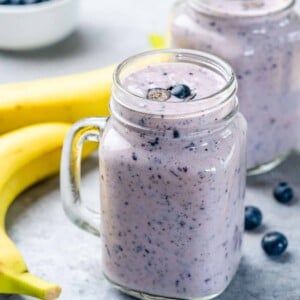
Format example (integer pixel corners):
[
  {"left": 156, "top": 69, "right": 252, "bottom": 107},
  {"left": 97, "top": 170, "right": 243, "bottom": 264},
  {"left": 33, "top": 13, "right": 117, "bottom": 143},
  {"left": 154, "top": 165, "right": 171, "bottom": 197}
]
[
  {"left": 245, "top": 206, "right": 263, "bottom": 230},
  {"left": 0, "top": 0, "right": 48, "bottom": 4},
  {"left": 146, "top": 88, "right": 171, "bottom": 102},
  {"left": 273, "top": 182, "right": 294, "bottom": 204},
  {"left": 22, "top": 0, "right": 40, "bottom": 4},
  {"left": 261, "top": 232, "right": 288, "bottom": 256},
  {"left": 170, "top": 84, "right": 192, "bottom": 99},
  {"left": 9, "top": 0, "right": 23, "bottom": 4}
]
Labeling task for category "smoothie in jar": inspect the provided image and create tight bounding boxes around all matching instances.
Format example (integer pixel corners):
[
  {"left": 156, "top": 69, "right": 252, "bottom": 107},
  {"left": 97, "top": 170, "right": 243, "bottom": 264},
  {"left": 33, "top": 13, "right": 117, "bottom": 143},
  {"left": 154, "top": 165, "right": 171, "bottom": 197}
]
[
  {"left": 170, "top": 0, "right": 300, "bottom": 173},
  {"left": 99, "top": 50, "right": 247, "bottom": 300}
]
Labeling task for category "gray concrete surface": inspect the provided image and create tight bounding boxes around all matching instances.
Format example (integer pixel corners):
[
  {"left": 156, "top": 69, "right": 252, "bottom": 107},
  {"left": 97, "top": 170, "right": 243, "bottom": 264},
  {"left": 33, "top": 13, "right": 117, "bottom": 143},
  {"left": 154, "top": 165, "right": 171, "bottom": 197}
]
[{"left": 1, "top": 0, "right": 300, "bottom": 300}]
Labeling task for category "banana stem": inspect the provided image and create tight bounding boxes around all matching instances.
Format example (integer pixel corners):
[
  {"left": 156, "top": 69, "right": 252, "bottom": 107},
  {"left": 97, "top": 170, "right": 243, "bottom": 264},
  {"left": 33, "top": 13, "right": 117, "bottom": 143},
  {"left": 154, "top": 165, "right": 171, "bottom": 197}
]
[{"left": 0, "top": 267, "right": 61, "bottom": 300}]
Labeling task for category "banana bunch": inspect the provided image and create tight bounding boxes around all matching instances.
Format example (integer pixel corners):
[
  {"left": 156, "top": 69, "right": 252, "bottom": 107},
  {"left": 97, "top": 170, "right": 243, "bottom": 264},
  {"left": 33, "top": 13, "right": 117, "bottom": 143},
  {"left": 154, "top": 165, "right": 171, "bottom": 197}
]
[
  {"left": 0, "top": 65, "right": 113, "bottom": 298},
  {"left": 0, "top": 65, "right": 114, "bottom": 134},
  {"left": 0, "top": 123, "right": 96, "bottom": 299}
]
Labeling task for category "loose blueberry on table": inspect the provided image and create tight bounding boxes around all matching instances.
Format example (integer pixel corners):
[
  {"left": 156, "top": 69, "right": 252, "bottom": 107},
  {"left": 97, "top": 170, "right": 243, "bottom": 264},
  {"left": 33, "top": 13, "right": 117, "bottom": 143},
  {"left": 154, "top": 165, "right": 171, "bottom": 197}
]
[
  {"left": 273, "top": 182, "right": 294, "bottom": 204},
  {"left": 245, "top": 206, "right": 263, "bottom": 231},
  {"left": 261, "top": 232, "right": 288, "bottom": 256}
]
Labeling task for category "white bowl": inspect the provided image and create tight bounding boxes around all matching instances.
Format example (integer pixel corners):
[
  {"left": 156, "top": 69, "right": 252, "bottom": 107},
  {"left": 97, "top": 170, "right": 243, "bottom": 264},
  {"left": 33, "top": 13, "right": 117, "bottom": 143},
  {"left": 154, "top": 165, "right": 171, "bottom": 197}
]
[{"left": 0, "top": 0, "right": 78, "bottom": 50}]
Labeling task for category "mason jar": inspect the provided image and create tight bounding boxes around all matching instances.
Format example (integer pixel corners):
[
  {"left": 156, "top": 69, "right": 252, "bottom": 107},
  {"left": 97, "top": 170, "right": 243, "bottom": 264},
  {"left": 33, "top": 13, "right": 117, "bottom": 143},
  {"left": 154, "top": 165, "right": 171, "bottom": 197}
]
[
  {"left": 170, "top": 0, "right": 300, "bottom": 175},
  {"left": 61, "top": 49, "right": 247, "bottom": 300}
]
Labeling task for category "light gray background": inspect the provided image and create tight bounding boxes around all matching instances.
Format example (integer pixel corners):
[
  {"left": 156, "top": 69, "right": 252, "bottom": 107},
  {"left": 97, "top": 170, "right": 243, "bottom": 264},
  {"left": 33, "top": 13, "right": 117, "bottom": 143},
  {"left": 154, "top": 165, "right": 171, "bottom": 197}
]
[{"left": 1, "top": 1, "right": 300, "bottom": 300}]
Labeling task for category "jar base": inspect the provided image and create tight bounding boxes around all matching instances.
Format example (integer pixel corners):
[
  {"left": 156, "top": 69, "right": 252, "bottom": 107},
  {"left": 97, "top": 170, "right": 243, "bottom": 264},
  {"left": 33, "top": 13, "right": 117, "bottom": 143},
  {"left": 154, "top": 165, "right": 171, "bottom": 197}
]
[
  {"left": 104, "top": 273, "right": 227, "bottom": 300},
  {"left": 247, "top": 151, "right": 291, "bottom": 176}
]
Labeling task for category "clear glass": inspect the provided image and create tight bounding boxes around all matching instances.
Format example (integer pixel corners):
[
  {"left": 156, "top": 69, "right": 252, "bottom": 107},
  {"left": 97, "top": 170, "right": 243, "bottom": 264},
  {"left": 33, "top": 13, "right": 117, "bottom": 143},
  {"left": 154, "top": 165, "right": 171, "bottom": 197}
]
[
  {"left": 170, "top": 0, "right": 300, "bottom": 174},
  {"left": 60, "top": 49, "right": 247, "bottom": 300},
  {"left": 103, "top": 50, "right": 246, "bottom": 300}
]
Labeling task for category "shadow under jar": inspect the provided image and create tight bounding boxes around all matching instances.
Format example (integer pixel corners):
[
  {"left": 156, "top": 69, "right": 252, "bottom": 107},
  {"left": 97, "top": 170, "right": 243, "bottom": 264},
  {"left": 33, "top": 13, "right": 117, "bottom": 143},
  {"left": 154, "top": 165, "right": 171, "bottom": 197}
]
[
  {"left": 61, "top": 49, "right": 247, "bottom": 300},
  {"left": 170, "top": 0, "right": 300, "bottom": 175}
]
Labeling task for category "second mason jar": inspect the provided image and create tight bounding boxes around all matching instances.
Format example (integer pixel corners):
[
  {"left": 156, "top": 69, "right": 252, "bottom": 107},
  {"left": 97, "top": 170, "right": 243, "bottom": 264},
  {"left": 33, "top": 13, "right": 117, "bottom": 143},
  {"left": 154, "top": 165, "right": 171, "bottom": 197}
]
[{"left": 170, "top": 0, "right": 300, "bottom": 174}]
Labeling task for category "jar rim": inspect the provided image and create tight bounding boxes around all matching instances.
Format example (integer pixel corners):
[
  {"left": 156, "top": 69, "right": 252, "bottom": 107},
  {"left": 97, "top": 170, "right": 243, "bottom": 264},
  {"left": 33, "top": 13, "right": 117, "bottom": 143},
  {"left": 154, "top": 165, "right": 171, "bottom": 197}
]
[
  {"left": 112, "top": 48, "right": 237, "bottom": 117},
  {"left": 188, "top": 0, "right": 295, "bottom": 18}
]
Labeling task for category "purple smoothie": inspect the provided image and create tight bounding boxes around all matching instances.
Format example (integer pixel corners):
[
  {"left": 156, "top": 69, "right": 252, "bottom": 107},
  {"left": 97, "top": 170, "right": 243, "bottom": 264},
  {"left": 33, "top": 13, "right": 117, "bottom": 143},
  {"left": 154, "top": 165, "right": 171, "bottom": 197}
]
[
  {"left": 99, "top": 53, "right": 246, "bottom": 299},
  {"left": 170, "top": 0, "right": 300, "bottom": 173}
]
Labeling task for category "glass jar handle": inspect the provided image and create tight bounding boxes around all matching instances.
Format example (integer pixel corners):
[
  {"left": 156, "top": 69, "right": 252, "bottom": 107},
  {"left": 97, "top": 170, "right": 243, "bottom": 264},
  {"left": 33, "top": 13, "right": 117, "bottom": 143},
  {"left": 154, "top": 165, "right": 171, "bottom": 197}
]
[{"left": 60, "top": 117, "right": 108, "bottom": 236}]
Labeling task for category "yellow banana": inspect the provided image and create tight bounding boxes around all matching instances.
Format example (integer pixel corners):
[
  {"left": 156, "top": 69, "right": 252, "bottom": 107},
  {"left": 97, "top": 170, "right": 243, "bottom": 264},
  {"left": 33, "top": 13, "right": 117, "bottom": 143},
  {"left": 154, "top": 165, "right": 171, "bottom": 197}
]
[
  {"left": 149, "top": 34, "right": 167, "bottom": 49},
  {"left": 0, "top": 65, "right": 114, "bottom": 134},
  {"left": 0, "top": 123, "right": 96, "bottom": 299}
]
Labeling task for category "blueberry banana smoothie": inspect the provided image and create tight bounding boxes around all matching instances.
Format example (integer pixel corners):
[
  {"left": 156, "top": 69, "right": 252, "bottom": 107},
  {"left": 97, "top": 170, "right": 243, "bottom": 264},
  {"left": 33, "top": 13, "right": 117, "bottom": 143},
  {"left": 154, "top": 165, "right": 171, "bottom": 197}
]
[
  {"left": 99, "top": 50, "right": 247, "bottom": 300},
  {"left": 170, "top": 0, "right": 300, "bottom": 173}
]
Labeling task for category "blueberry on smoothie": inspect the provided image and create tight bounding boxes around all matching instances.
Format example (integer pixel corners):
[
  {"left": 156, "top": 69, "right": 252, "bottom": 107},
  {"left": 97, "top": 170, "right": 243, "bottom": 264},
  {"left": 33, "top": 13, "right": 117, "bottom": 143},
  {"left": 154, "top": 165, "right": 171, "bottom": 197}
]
[
  {"left": 146, "top": 88, "right": 171, "bottom": 101},
  {"left": 262, "top": 232, "right": 288, "bottom": 256},
  {"left": 273, "top": 182, "right": 294, "bottom": 204},
  {"left": 245, "top": 206, "right": 263, "bottom": 230},
  {"left": 170, "top": 84, "right": 192, "bottom": 99}
]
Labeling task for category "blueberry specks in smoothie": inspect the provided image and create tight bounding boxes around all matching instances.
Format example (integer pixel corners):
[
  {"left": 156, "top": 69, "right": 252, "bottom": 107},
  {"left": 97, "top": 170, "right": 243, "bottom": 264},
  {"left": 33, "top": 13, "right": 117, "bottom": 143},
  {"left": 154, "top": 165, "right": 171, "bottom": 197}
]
[
  {"left": 132, "top": 152, "right": 138, "bottom": 161},
  {"left": 179, "top": 220, "right": 186, "bottom": 227},
  {"left": 138, "top": 118, "right": 145, "bottom": 126},
  {"left": 147, "top": 88, "right": 171, "bottom": 101},
  {"left": 177, "top": 166, "right": 188, "bottom": 173},
  {"left": 148, "top": 137, "right": 160, "bottom": 146},
  {"left": 114, "top": 245, "right": 123, "bottom": 254},
  {"left": 173, "top": 129, "right": 180, "bottom": 139},
  {"left": 271, "top": 63, "right": 278, "bottom": 69},
  {"left": 170, "top": 170, "right": 180, "bottom": 178},
  {"left": 237, "top": 31, "right": 247, "bottom": 36},
  {"left": 184, "top": 142, "right": 196, "bottom": 151},
  {"left": 105, "top": 244, "right": 111, "bottom": 257}
]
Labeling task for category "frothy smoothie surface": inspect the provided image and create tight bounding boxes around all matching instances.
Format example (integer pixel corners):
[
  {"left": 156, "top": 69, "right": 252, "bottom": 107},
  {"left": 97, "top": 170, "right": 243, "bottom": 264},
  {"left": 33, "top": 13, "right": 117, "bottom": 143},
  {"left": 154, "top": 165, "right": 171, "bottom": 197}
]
[
  {"left": 195, "top": 0, "right": 293, "bottom": 16},
  {"left": 123, "top": 62, "right": 226, "bottom": 102}
]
